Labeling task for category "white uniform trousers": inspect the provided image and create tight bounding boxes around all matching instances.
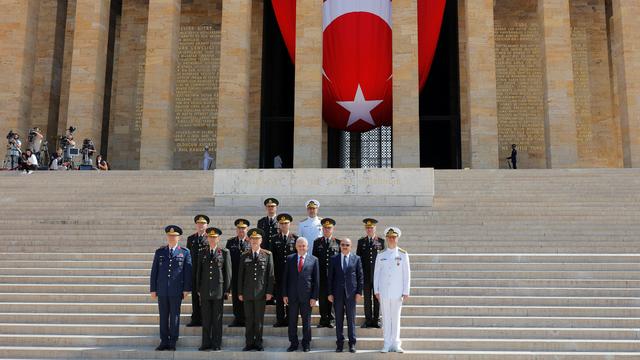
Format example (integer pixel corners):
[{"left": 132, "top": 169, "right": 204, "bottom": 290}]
[{"left": 380, "top": 296, "right": 403, "bottom": 349}]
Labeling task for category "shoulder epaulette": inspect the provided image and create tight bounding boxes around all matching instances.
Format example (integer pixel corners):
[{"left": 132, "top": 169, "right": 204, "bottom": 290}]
[{"left": 398, "top": 248, "right": 407, "bottom": 254}]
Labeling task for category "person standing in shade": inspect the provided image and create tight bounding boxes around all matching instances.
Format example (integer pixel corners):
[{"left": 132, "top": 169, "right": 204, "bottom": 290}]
[
  {"left": 283, "top": 237, "right": 319, "bottom": 353},
  {"left": 186, "top": 215, "right": 209, "bottom": 327},
  {"left": 196, "top": 227, "right": 231, "bottom": 351},
  {"left": 298, "top": 199, "right": 322, "bottom": 250},
  {"left": 238, "top": 228, "right": 274, "bottom": 351},
  {"left": 328, "top": 238, "right": 363, "bottom": 353},
  {"left": 356, "top": 218, "right": 385, "bottom": 328},
  {"left": 150, "top": 225, "right": 192, "bottom": 351},
  {"left": 257, "top": 198, "right": 279, "bottom": 251},
  {"left": 507, "top": 143, "right": 518, "bottom": 169},
  {"left": 270, "top": 213, "right": 298, "bottom": 327},
  {"left": 374, "top": 227, "right": 411, "bottom": 353},
  {"left": 312, "top": 218, "right": 341, "bottom": 328},
  {"left": 226, "top": 218, "right": 251, "bottom": 327}
]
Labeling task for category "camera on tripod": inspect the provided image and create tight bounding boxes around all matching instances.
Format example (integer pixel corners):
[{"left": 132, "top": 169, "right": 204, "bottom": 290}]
[
  {"left": 59, "top": 126, "right": 76, "bottom": 149},
  {"left": 81, "top": 138, "right": 95, "bottom": 166}
]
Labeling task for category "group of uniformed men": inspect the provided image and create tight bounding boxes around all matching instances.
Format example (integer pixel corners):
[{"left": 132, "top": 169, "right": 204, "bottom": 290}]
[{"left": 149, "top": 198, "right": 411, "bottom": 353}]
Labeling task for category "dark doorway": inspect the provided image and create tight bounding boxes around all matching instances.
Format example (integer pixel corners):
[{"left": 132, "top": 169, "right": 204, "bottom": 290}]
[
  {"left": 260, "top": 0, "right": 295, "bottom": 168},
  {"left": 420, "top": 0, "right": 461, "bottom": 169}
]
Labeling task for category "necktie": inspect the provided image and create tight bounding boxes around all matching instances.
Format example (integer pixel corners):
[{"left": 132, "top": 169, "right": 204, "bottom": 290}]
[
  {"left": 298, "top": 256, "right": 304, "bottom": 272},
  {"left": 254, "top": 252, "right": 258, "bottom": 261},
  {"left": 343, "top": 255, "right": 347, "bottom": 271}
]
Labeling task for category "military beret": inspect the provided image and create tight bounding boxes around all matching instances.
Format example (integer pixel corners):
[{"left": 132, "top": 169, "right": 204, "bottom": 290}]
[
  {"left": 306, "top": 199, "right": 320, "bottom": 208},
  {"left": 234, "top": 218, "right": 250, "bottom": 228},
  {"left": 248, "top": 228, "right": 265, "bottom": 238},
  {"left": 322, "top": 218, "right": 336, "bottom": 228},
  {"left": 194, "top": 214, "right": 210, "bottom": 224},
  {"left": 206, "top": 227, "right": 222, "bottom": 237},
  {"left": 277, "top": 213, "right": 293, "bottom": 223},
  {"left": 384, "top": 226, "right": 401, "bottom": 238},
  {"left": 165, "top": 225, "right": 183, "bottom": 236},
  {"left": 264, "top": 198, "right": 279, "bottom": 206},
  {"left": 363, "top": 218, "right": 378, "bottom": 227}
]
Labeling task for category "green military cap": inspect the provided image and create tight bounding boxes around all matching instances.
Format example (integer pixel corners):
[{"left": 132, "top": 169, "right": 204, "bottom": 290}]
[
  {"left": 322, "top": 218, "right": 336, "bottom": 228},
  {"left": 165, "top": 225, "right": 183, "bottom": 236},
  {"left": 235, "top": 218, "right": 250, "bottom": 228},
  {"left": 248, "top": 228, "right": 265, "bottom": 238},
  {"left": 194, "top": 214, "right": 210, "bottom": 224},
  {"left": 363, "top": 218, "right": 378, "bottom": 228},
  {"left": 206, "top": 227, "right": 222, "bottom": 237},
  {"left": 277, "top": 213, "right": 293, "bottom": 224},
  {"left": 264, "top": 198, "right": 279, "bottom": 206}
]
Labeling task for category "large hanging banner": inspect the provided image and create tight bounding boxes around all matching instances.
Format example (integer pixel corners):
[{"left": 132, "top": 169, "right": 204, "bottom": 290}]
[{"left": 272, "top": 0, "right": 446, "bottom": 132}]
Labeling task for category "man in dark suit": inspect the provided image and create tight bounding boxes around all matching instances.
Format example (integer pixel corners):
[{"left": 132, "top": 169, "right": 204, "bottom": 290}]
[
  {"left": 186, "top": 214, "right": 209, "bottom": 327},
  {"left": 356, "top": 218, "right": 385, "bottom": 328},
  {"left": 328, "top": 238, "right": 363, "bottom": 353},
  {"left": 150, "top": 225, "right": 192, "bottom": 351},
  {"left": 196, "top": 227, "right": 231, "bottom": 351},
  {"left": 226, "top": 218, "right": 251, "bottom": 327},
  {"left": 283, "top": 237, "right": 319, "bottom": 352},
  {"left": 237, "top": 228, "right": 274, "bottom": 351}
]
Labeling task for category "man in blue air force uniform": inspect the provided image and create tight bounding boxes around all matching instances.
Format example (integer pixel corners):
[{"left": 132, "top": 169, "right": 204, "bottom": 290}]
[{"left": 150, "top": 225, "right": 192, "bottom": 351}]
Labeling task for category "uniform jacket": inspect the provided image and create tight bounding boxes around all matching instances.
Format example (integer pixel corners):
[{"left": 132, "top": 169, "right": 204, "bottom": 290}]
[
  {"left": 150, "top": 245, "right": 192, "bottom": 297},
  {"left": 257, "top": 216, "right": 279, "bottom": 249},
  {"left": 237, "top": 248, "right": 275, "bottom": 301},
  {"left": 373, "top": 247, "right": 411, "bottom": 299},
  {"left": 196, "top": 245, "right": 232, "bottom": 300},
  {"left": 356, "top": 235, "right": 385, "bottom": 282}
]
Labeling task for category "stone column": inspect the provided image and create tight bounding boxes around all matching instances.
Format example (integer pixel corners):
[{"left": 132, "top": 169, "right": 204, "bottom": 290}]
[
  {"left": 138, "top": 0, "right": 181, "bottom": 169},
  {"left": 215, "top": 0, "right": 253, "bottom": 169},
  {"left": 66, "top": 0, "right": 111, "bottom": 153},
  {"left": 0, "top": 0, "right": 39, "bottom": 137},
  {"left": 462, "top": 0, "right": 499, "bottom": 168},
  {"left": 248, "top": 0, "right": 264, "bottom": 168},
  {"left": 539, "top": 0, "right": 578, "bottom": 168},
  {"left": 293, "top": 0, "right": 323, "bottom": 168},
  {"left": 610, "top": 0, "right": 640, "bottom": 167},
  {"left": 392, "top": 0, "right": 420, "bottom": 168}
]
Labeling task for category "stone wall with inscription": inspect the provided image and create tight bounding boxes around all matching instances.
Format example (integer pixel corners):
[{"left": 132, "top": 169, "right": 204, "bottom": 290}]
[
  {"left": 570, "top": 0, "right": 621, "bottom": 168},
  {"left": 173, "top": 0, "right": 222, "bottom": 169},
  {"left": 494, "top": 0, "right": 546, "bottom": 169}
]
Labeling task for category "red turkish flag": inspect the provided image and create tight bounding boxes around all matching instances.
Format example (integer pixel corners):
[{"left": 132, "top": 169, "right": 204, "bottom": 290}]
[{"left": 272, "top": 0, "right": 446, "bottom": 132}]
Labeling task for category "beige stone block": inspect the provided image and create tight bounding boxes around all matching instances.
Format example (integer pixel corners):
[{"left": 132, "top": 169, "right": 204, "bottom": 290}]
[
  {"left": 539, "top": 0, "right": 578, "bottom": 168},
  {"left": 65, "top": 0, "right": 110, "bottom": 153},
  {"left": 293, "top": 0, "right": 323, "bottom": 168},
  {"left": 139, "top": 0, "right": 181, "bottom": 169},
  {"left": 392, "top": 0, "right": 420, "bottom": 168},
  {"left": 215, "top": 0, "right": 252, "bottom": 169}
]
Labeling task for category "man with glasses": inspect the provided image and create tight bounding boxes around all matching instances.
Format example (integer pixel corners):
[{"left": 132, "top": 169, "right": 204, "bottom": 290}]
[{"left": 328, "top": 238, "right": 363, "bottom": 353}]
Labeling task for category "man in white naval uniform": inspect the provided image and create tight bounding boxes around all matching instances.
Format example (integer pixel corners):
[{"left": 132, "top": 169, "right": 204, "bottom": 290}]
[
  {"left": 298, "top": 199, "right": 323, "bottom": 250},
  {"left": 374, "top": 226, "right": 410, "bottom": 353}
]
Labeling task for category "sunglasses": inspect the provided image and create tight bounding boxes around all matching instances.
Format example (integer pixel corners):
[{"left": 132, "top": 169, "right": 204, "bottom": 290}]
[{"left": 340, "top": 244, "right": 351, "bottom": 247}]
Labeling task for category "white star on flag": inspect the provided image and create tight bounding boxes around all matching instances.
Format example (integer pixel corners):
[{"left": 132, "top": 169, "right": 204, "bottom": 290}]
[{"left": 336, "top": 84, "right": 383, "bottom": 128}]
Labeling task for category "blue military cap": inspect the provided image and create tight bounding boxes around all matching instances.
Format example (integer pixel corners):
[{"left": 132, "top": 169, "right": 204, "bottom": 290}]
[{"left": 165, "top": 225, "right": 183, "bottom": 236}]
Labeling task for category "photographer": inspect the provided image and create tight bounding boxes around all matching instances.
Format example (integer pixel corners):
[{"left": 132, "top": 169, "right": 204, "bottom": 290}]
[
  {"left": 28, "top": 127, "right": 44, "bottom": 162},
  {"left": 60, "top": 126, "right": 76, "bottom": 163},
  {"left": 18, "top": 149, "right": 38, "bottom": 174},
  {"left": 5, "top": 131, "right": 22, "bottom": 170},
  {"left": 81, "top": 138, "right": 96, "bottom": 166}
]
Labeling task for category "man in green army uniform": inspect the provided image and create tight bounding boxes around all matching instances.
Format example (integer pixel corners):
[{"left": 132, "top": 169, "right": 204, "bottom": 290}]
[
  {"left": 196, "top": 227, "right": 231, "bottom": 352},
  {"left": 238, "top": 228, "right": 275, "bottom": 351}
]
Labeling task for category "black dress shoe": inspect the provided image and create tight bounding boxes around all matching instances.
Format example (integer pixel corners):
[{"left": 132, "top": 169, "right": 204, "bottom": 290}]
[
  {"left": 303, "top": 346, "right": 310, "bottom": 352},
  {"left": 155, "top": 344, "right": 167, "bottom": 351},
  {"left": 256, "top": 346, "right": 264, "bottom": 351},
  {"left": 198, "top": 345, "right": 211, "bottom": 351},
  {"left": 229, "top": 321, "right": 245, "bottom": 327},
  {"left": 361, "top": 321, "right": 370, "bottom": 328},
  {"left": 287, "top": 344, "right": 298, "bottom": 352},
  {"left": 372, "top": 321, "right": 382, "bottom": 328},
  {"left": 167, "top": 345, "right": 176, "bottom": 351},
  {"left": 242, "top": 346, "right": 252, "bottom": 351},
  {"left": 326, "top": 323, "right": 335, "bottom": 329},
  {"left": 186, "top": 322, "right": 202, "bottom": 327},
  {"left": 349, "top": 345, "right": 356, "bottom": 353},
  {"left": 273, "top": 321, "right": 287, "bottom": 328},
  {"left": 335, "top": 346, "right": 343, "bottom": 353}
]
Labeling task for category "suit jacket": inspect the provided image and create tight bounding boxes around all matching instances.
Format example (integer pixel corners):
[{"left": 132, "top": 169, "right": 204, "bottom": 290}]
[
  {"left": 150, "top": 245, "right": 192, "bottom": 297},
  {"left": 196, "top": 246, "right": 232, "bottom": 300},
  {"left": 282, "top": 253, "right": 319, "bottom": 303},
  {"left": 237, "top": 248, "right": 275, "bottom": 301},
  {"left": 328, "top": 253, "right": 364, "bottom": 301}
]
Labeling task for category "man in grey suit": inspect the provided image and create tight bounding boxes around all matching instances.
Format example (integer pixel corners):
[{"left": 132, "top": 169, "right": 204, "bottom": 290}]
[
  {"left": 283, "top": 237, "right": 320, "bottom": 352},
  {"left": 328, "top": 238, "right": 363, "bottom": 353}
]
